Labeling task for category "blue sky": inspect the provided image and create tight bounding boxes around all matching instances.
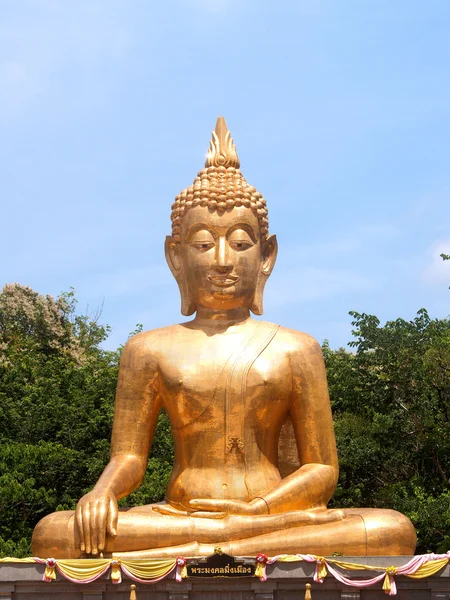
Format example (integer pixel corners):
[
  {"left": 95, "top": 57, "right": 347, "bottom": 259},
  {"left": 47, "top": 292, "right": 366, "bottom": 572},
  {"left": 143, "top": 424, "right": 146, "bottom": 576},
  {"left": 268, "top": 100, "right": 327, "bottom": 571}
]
[{"left": 1, "top": 0, "right": 449, "bottom": 350}]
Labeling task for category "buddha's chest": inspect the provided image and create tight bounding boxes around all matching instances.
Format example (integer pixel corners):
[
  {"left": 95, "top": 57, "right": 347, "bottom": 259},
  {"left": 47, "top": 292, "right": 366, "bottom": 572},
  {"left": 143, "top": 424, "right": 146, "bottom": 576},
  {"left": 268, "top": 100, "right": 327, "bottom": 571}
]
[{"left": 158, "top": 338, "right": 292, "bottom": 432}]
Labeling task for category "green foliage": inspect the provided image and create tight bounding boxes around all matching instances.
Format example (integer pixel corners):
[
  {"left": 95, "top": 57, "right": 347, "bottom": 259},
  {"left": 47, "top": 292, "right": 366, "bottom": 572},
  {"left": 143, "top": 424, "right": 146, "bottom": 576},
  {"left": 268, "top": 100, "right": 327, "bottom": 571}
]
[
  {"left": 325, "top": 309, "right": 450, "bottom": 553},
  {"left": 0, "top": 284, "right": 175, "bottom": 557},
  {"left": 0, "top": 285, "right": 120, "bottom": 556}
]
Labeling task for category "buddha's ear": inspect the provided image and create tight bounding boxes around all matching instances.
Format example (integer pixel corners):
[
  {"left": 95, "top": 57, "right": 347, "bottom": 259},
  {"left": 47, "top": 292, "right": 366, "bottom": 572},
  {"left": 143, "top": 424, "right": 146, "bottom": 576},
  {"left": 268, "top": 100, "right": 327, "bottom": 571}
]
[
  {"left": 251, "top": 234, "right": 278, "bottom": 316},
  {"left": 261, "top": 234, "right": 278, "bottom": 276},
  {"left": 165, "top": 236, "right": 196, "bottom": 316},
  {"left": 165, "top": 235, "right": 182, "bottom": 275}
]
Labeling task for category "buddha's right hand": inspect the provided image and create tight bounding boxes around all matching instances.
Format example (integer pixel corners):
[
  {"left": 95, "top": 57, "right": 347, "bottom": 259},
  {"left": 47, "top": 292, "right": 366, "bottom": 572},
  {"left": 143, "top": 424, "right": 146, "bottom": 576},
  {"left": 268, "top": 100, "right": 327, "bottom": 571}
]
[{"left": 75, "top": 488, "right": 118, "bottom": 555}]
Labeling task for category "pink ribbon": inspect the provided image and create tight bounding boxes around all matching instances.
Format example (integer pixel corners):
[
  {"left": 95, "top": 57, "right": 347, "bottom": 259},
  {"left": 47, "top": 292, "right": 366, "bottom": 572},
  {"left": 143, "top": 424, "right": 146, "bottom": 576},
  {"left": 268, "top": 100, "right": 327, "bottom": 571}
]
[{"left": 29, "top": 551, "right": 450, "bottom": 592}]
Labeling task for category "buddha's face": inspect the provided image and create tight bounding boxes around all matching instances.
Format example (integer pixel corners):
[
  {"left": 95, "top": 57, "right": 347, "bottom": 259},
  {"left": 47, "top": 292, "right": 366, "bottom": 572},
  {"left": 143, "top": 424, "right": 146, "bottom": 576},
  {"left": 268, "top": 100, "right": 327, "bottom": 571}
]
[{"left": 166, "top": 205, "right": 277, "bottom": 315}]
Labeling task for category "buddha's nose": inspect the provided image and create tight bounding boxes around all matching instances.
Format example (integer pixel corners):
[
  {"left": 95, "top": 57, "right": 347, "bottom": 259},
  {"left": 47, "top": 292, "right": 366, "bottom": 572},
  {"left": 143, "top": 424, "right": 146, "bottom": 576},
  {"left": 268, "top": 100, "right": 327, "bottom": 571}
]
[{"left": 214, "top": 237, "right": 233, "bottom": 270}]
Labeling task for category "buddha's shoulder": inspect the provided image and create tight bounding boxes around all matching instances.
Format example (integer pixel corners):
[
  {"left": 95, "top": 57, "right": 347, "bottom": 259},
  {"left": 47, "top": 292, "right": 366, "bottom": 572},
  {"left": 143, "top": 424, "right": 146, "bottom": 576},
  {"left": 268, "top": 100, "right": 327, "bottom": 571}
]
[
  {"left": 270, "top": 323, "right": 322, "bottom": 356},
  {"left": 122, "top": 324, "right": 187, "bottom": 355}
]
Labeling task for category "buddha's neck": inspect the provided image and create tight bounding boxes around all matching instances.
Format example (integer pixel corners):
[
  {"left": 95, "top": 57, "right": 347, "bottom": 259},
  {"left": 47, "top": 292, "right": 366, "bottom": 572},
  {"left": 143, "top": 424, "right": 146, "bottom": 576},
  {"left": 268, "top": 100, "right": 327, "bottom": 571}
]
[{"left": 192, "top": 307, "right": 251, "bottom": 329}]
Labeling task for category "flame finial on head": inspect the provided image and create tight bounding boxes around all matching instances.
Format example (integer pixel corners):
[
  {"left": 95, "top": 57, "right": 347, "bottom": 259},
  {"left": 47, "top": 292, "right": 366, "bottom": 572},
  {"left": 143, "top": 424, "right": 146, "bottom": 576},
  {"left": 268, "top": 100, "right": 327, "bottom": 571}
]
[
  {"left": 170, "top": 117, "right": 268, "bottom": 243},
  {"left": 205, "top": 116, "right": 240, "bottom": 169}
]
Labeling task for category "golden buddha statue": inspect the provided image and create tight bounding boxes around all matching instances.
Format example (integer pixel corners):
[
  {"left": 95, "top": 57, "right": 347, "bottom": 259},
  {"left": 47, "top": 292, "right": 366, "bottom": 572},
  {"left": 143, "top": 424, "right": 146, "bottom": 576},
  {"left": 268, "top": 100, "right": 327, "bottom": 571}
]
[{"left": 32, "top": 118, "right": 416, "bottom": 559}]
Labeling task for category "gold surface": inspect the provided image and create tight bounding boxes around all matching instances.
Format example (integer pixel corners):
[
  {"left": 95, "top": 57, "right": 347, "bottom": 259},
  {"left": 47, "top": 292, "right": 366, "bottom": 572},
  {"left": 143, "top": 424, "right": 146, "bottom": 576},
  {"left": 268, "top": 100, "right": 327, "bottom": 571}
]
[{"left": 31, "top": 118, "right": 416, "bottom": 559}]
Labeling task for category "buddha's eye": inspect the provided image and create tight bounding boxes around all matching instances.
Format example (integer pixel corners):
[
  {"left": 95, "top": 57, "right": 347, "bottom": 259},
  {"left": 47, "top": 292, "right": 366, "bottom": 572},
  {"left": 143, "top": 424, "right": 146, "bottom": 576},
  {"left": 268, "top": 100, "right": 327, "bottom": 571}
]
[
  {"left": 229, "top": 241, "right": 253, "bottom": 251},
  {"left": 189, "top": 229, "right": 216, "bottom": 252},
  {"left": 228, "top": 229, "right": 254, "bottom": 251},
  {"left": 191, "top": 242, "right": 215, "bottom": 252},
  {"left": 189, "top": 230, "right": 215, "bottom": 252}
]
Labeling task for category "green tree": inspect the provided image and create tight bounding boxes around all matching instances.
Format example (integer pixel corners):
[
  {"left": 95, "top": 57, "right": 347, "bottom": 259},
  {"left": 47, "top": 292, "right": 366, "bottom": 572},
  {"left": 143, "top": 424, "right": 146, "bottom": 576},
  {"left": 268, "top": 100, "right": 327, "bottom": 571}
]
[
  {"left": 325, "top": 309, "right": 450, "bottom": 553},
  {"left": 0, "top": 284, "right": 173, "bottom": 557}
]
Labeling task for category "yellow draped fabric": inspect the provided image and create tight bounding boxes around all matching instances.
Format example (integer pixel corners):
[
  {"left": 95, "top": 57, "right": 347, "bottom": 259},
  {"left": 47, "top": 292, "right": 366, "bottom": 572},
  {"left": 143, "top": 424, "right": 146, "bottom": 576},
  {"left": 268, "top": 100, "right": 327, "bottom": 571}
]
[
  {"left": 120, "top": 559, "right": 176, "bottom": 580},
  {"left": 0, "top": 557, "right": 175, "bottom": 583},
  {"left": 254, "top": 563, "right": 265, "bottom": 579},
  {"left": 406, "top": 558, "right": 449, "bottom": 579},
  {"left": 314, "top": 557, "right": 328, "bottom": 581},
  {"left": 329, "top": 559, "right": 383, "bottom": 571},
  {"left": 0, "top": 557, "right": 37, "bottom": 563},
  {"left": 56, "top": 559, "right": 110, "bottom": 581},
  {"left": 382, "top": 572, "right": 393, "bottom": 593},
  {"left": 51, "top": 558, "right": 176, "bottom": 583},
  {"left": 271, "top": 554, "right": 449, "bottom": 579},
  {"left": 0, "top": 553, "right": 448, "bottom": 588},
  {"left": 276, "top": 555, "right": 306, "bottom": 562},
  {"left": 110, "top": 561, "right": 121, "bottom": 583},
  {"left": 44, "top": 564, "right": 57, "bottom": 581}
]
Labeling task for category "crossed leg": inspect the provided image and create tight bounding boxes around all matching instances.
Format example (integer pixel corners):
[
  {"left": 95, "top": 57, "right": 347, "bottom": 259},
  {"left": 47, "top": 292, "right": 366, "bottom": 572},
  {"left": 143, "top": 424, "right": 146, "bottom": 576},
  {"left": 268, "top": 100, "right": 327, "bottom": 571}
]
[{"left": 31, "top": 504, "right": 416, "bottom": 559}]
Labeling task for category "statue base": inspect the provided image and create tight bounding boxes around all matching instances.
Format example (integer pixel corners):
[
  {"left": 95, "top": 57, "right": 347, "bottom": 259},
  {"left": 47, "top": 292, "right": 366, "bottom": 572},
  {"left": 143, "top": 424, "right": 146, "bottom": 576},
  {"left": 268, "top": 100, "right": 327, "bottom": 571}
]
[{"left": 0, "top": 557, "right": 449, "bottom": 600}]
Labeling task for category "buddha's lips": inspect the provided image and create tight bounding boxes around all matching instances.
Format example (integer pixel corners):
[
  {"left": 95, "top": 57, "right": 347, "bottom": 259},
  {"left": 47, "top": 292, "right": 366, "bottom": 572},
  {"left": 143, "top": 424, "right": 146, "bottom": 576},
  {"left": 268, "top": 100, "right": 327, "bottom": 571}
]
[{"left": 207, "top": 274, "right": 239, "bottom": 287}]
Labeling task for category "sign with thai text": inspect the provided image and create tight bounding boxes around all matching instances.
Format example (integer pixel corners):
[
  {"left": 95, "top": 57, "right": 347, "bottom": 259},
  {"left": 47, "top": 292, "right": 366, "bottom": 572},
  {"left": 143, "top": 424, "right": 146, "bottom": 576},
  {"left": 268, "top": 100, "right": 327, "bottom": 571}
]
[{"left": 187, "top": 551, "right": 255, "bottom": 578}]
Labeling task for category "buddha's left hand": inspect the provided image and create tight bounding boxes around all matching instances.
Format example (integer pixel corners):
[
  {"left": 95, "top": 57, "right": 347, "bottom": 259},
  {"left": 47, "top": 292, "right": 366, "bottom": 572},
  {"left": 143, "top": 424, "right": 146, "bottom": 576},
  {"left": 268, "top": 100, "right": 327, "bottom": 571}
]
[
  {"left": 152, "top": 498, "right": 268, "bottom": 518},
  {"left": 188, "top": 498, "right": 268, "bottom": 515}
]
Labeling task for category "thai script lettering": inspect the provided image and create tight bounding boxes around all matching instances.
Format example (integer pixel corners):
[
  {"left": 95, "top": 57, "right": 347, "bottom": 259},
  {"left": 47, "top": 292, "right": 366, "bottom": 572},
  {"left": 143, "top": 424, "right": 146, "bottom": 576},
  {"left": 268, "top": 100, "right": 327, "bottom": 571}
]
[{"left": 188, "top": 565, "right": 253, "bottom": 575}]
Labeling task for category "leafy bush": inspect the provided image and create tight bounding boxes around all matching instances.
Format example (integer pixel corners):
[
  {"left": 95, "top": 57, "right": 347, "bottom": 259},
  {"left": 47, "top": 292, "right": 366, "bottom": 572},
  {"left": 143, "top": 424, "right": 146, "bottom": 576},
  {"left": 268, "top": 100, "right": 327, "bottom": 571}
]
[{"left": 325, "top": 309, "right": 450, "bottom": 553}]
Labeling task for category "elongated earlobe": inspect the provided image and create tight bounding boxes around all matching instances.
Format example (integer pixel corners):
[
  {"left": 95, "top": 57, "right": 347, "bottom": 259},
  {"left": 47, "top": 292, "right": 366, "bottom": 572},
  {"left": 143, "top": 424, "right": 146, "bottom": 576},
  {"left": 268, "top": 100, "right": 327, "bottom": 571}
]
[
  {"left": 251, "top": 234, "right": 278, "bottom": 315},
  {"left": 165, "top": 236, "right": 196, "bottom": 316}
]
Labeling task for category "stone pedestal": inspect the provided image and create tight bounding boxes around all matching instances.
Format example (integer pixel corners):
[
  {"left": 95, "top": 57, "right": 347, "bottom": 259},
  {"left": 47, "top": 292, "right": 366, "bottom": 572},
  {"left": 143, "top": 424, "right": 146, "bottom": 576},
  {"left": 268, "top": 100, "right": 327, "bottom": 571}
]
[{"left": 0, "top": 558, "right": 449, "bottom": 600}]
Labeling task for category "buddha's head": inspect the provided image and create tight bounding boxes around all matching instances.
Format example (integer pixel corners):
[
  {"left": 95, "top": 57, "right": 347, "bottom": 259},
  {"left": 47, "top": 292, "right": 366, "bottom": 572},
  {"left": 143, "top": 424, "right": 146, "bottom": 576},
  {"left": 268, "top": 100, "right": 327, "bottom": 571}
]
[{"left": 165, "top": 117, "right": 277, "bottom": 316}]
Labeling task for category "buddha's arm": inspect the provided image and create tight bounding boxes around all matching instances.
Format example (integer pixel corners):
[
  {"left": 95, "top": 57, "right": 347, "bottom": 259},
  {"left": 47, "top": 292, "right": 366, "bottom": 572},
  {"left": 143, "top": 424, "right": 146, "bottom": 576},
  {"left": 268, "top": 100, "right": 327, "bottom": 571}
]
[
  {"left": 255, "top": 334, "right": 339, "bottom": 514},
  {"left": 75, "top": 335, "right": 161, "bottom": 554},
  {"left": 104, "top": 336, "right": 162, "bottom": 497}
]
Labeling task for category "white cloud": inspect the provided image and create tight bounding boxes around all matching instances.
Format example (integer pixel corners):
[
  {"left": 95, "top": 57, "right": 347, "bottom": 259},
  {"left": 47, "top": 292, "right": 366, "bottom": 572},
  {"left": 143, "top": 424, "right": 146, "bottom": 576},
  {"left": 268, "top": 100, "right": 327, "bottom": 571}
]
[{"left": 423, "top": 239, "right": 450, "bottom": 285}]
